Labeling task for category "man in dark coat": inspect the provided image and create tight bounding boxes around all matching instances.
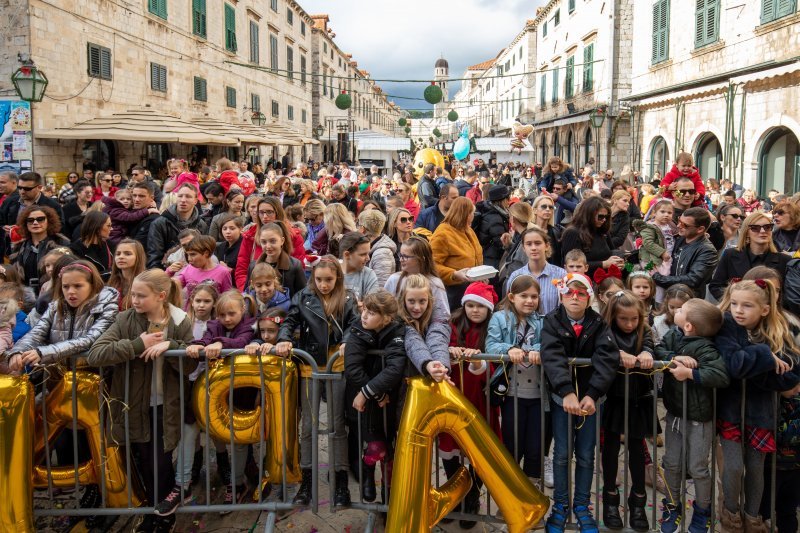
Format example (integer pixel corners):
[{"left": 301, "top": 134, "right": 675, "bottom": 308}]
[{"left": 146, "top": 183, "right": 208, "bottom": 268}]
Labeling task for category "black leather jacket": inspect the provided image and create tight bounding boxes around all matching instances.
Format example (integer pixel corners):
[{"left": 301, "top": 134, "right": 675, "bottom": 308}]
[{"left": 652, "top": 235, "right": 719, "bottom": 298}]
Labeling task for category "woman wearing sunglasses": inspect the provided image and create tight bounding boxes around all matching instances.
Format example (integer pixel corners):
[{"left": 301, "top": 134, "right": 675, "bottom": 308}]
[
  {"left": 771, "top": 201, "right": 800, "bottom": 253},
  {"left": 716, "top": 203, "right": 744, "bottom": 250},
  {"left": 533, "top": 194, "right": 562, "bottom": 266},
  {"left": 10, "top": 205, "right": 70, "bottom": 296},
  {"left": 560, "top": 196, "right": 624, "bottom": 279},
  {"left": 708, "top": 211, "right": 790, "bottom": 301}
]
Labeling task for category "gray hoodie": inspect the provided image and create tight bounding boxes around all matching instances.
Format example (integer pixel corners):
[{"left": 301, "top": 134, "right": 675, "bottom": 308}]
[{"left": 368, "top": 234, "right": 397, "bottom": 287}]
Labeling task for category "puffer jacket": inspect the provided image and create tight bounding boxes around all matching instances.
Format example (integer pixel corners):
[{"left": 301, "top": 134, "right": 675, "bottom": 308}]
[
  {"left": 86, "top": 305, "right": 195, "bottom": 452},
  {"left": 656, "top": 327, "right": 730, "bottom": 422},
  {"left": 8, "top": 286, "right": 119, "bottom": 364},
  {"left": 538, "top": 167, "right": 576, "bottom": 192},
  {"left": 632, "top": 219, "right": 667, "bottom": 267},
  {"left": 475, "top": 201, "right": 510, "bottom": 269},
  {"left": 345, "top": 319, "right": 407, "bottom": 401},
  {"left": 368, "top": 234, "right": 397, "bottom": 288}
]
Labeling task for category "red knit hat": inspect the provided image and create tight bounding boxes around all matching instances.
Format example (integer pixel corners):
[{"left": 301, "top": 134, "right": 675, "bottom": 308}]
[{"left": 461, "top": 281, "right": 499, "bottom": 311}]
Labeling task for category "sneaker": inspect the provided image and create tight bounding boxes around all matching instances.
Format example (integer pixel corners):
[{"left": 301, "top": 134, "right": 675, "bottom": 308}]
[
  {"left": 659, "top": 499, "right": 682, "bottom": 533},
  {"left": 220, "top": 483, "right": 247, "bottom": 515},
  {"left": 546, "top": 503, "right": 569, "bottom": 533},
  {"left": 154, "top": 514, "right": 176, "bottom": 533},
  {"left": 154, "top": 485, "right": 192, "bottom": 516},
  {"left": 543, "top": 456, "right": 554, "bottom": 488},
  {"left": 687, "top": 502, "right": 711, "bottom": 533},
  {"left": 573, "top": 505, "right": 599, "bottom": 533}
]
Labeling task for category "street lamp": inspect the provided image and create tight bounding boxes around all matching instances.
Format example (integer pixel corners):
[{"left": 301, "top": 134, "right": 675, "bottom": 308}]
[
  {"left": 11, "top": 54, "right": 48, "bottom": 172},
  {"left": 12, "top": 54, "right": 48, "bottom": 103},
  {"left": 313, "top": 124, "right": 325, "bottom": 138},
  {"left": 589, "top": 106, "right": 606, "bottom": 169},
  {"left": 250, "top": 111, "right": 266, "bottom": 126}
]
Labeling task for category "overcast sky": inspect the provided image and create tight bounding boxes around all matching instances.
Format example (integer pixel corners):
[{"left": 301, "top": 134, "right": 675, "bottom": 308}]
[{"left": 300, "top": 0, "right": 546, "bottom": 111}]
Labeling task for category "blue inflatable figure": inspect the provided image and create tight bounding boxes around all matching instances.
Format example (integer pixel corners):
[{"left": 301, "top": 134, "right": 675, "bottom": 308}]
[{"left": 453, "top": 124, "right": 470, "bottom": 161}]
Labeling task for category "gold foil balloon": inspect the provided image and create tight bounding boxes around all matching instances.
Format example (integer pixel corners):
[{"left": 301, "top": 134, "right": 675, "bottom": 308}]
[
  {"left": 386, "top": 377, "right": 550, "bottom": 533},
  {"left": 32, "top": 371, "right": 141, "bottom": 508},
  {"left": 0, "top": 374, "right": 35, "bottom": 532},
  {"left": 193, "top": 355, "right": 300, "bottom": 483},
  {"left": 413, "top": 148, "right": 446, "bottom": 178}
]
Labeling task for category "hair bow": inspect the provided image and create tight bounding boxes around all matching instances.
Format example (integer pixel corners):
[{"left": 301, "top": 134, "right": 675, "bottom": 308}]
[
  {"left": 731, "top": 277, "right": 742, "bottom": 284},
  {"left": 754, "top": 279, "right": 768, "bottom": 290},
  {"left": 593, "top": 264, "right": 622, "bottom": 285}
]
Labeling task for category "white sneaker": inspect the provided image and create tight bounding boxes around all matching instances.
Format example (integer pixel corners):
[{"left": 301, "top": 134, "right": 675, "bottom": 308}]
[{"left": 544, "top": 456, "right": 554, "bottom": 488}]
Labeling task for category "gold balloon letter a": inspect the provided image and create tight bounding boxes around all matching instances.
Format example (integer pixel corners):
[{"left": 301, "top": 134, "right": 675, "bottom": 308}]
[
  {"left": 32, "top": 371, "right": 140, "bottom": 508},
  {"left": 386, "top": 378, "right": 550, "bottom": 533},
  {"left": 193, "top": 355, "right": 300, "bottom": 484},
  {"left": 0, "top": 374, "right": 35, "bottom": 532}
]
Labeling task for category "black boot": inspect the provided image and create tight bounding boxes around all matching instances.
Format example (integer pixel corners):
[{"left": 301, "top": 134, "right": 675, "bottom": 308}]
[
  {"left": 628, "top": 492, "right": 650, "bottom": 532},
  {"left": 603, "top": 489, "right": 623, "bottom": 530},
  {"left": 440, "top": 457, "right": 461, "bottom": 523},
  {"left": 459, "top": 482, "right": 480, "bottom": 529},
  {"left": 190, "top": 448, "right": 204, "bottom": 485},
  {"left": 292, "top": 469, "right": 312, "bottom": 506},
  {"left": 361, "top": 462, "right": 377, "bottom": 502},
  {"left": 216, "top": 452, "right": 230, "bottom": 487},
  {"left": 334, "top": 470, "right": 351, "bottom": 507}
]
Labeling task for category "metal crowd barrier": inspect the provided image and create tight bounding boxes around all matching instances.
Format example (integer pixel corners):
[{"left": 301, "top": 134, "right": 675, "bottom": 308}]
[{"left": 12, "top": 350, "right": 785, "bottom": 532}]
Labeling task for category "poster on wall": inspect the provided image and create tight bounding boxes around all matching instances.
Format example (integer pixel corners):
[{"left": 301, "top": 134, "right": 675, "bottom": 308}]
[{"left": 0, "top": 99, "right": 32, "bottom": 169}]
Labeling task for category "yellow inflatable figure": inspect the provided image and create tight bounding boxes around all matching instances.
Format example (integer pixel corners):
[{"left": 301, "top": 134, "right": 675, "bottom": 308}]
[{"left": 413, "top": 148, "right": 446, "bottom": 178}]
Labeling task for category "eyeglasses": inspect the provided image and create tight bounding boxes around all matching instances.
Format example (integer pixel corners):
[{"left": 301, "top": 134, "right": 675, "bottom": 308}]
[
  {"left": 258, "top": 209, "right": 276, "bottom": 216},
  {"left": 565, "top": 288, "right": 590, "bottom": 300},
  {"left": 398, "top": 216, "right": 413, "bottom": 224},
  {"left": 725, "top": 213, "right": 744, "bottom": 220},
  {"left": 18, "top": 185, "right": 38, "bottom": 192},
  {"left": 398, "top": 253, "right": 416, "bottom": 261},
  {"left": 748, "top": 223, "right": 773, "bottom": 234},
  {"left": 26, "top": 216, "right": 46, "bottom": 224},
  {"left": 774, "top": 210, "right": 786, "bottom": 216},
  {"left": 677, "top": 220, "right": 697, "bottom": 229},
  {"left": 538, "top": 204, "right": 555, "bottom": 210},
  {"left": 596, "top": 214, "right": 608, "bottom": 221},
  {"left": 101, "top": 179, "right": 112, "bottom": 183},
  {"left": 676, "top": 189, "right": 696, "bottom": 197}
]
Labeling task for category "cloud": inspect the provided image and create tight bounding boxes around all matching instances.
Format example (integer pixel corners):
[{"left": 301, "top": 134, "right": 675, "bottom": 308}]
[{"left": 300, "top": 0, "right": 546, "bottom": 109}]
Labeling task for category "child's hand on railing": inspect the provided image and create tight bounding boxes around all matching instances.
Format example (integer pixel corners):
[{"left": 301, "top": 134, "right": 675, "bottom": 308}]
[
  {"left": 258, "top": 343, "right": 274, "bottom": 356},
  {"left": 243, "top": 343, "right": 259, "bottom": 356},
  {"left": 508, "top": 348, "right": 526, "bottom": 364},
  {"left": 637, "top": 351, "right": 654, "bottom": 369},
  {"left": 275, "top": 342, "right": 293, "bottom": 358},
  {"left": 579, "top": 396, "right": 596, "bottom": 416},
  {"left": 185, "top": 345, "right": 202, "bottom": 359},
  {"left": 353, "top": 391, "right": 367, "bottom": 412},
  {"left": 203, "top": 342, "right": 223, "bottom": 360},
  {"left": 426, "top": 361, "right": 451, "bottom": 384},
  {"left": 672, "top": 355, "right": 697, "bottom": 369},
  {"left": 141, "top": 341, "right": 170, "bottom": 362},
  {"left": 620, "top": 350, "right": 638, "bottom": 369},
  {"left": 527, "top": 351, "right": 541, "bottom": 365},
  {"left": 669, "top": 360, "right": 693, "bottom": 382}
]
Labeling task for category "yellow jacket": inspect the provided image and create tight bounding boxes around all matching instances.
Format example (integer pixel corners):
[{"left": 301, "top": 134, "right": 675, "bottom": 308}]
[{"left": 430, "top": 223, "right": 483, "bottom": 286}]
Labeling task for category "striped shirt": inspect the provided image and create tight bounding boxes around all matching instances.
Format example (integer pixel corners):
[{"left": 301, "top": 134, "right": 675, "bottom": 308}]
[{"left": 506, "top": 262, "right": 567, "bottom": 315}]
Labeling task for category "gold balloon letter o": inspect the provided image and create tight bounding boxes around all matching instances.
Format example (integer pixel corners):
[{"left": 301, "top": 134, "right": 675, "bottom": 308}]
[{"left": 0, "top": 374, "right": 34, "bottom": 532}]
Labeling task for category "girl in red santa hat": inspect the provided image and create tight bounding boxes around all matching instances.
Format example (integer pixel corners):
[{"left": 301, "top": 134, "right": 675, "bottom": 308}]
[{"left": 439, "top": 281, "right": 499, "bottom": 527}]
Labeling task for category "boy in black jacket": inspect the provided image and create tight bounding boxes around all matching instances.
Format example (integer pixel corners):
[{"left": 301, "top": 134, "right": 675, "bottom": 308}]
[
  {"left": 541, "top": 273, "right": 619, "bottom": 533},
  {"left": 344, "top": 290, "right": 407, "bottom": 503},
  {"left": 655, "top": 298, "right": 729, "bottom": 533}
]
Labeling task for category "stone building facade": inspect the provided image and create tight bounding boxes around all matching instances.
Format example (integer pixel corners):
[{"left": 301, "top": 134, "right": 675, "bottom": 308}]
[
  {"left": 531, "top": 0, "right": 634, "bottom": 173},
  {"left": 0, "top": 0, "right": 400, "bottom": 177},
  {"left": 624, "top": 0, "right": 800, "bottom": 194}
]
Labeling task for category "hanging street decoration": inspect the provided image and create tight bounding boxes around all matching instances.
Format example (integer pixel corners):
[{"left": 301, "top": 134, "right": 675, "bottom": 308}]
[
  {"left": 398, "top": 117, "right": 407, "bottom": 127},
  {"left": 424, "top": 82, "right": 443, "bottom": 105},
  {"left": 335, "top": 91, "right": 352, "bottom": 110},
  {"left": 447, "top": 110, "right": 459, "bottom": 122}
]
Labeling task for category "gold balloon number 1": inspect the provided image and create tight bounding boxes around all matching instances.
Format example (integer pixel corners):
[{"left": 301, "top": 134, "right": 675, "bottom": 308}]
[{"left": 386, "top": 377, "right": 550, "bottom": 533}]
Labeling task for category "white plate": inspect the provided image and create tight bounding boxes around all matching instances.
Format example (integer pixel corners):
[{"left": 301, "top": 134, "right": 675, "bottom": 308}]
[{"left": 466, "top": 265, "right": 499, "bottom": 281}]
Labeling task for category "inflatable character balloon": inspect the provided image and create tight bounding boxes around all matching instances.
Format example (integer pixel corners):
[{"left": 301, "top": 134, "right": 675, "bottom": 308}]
[
  {"left": 453, "top": 124, "right": 470, "bottom": 161},
  {"left": 413, "top": 148, "right": 446, "bottom": 178},
  {"left": 511, "top": 121, "right": 533, "bottom": 154}
]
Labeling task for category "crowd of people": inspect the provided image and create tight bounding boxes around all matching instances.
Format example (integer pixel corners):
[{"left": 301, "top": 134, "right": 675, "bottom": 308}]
[{"left": 0, "top": 150, "right": 798, "bottom": 533}]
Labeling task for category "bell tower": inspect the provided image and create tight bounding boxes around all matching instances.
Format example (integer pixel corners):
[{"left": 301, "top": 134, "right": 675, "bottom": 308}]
[{"left": 434, "top": 57, "right": 449, "bottom": 120}]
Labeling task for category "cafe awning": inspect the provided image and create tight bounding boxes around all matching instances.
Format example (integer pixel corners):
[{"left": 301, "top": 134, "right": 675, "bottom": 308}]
[
  {"left": 189, "top": 117, "right": 276, "bottom": 145},
  {"left": 37, "top": 108, "right": 239, "bottom": 145},
  {"left": 263, "top": 123, "right": 318, "bottom": 145}
]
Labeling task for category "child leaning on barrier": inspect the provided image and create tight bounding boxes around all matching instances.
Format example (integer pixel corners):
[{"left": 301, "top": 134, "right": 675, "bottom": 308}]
[
  {"left": 183, "top": 290, "right": 255, "bottom": 512},
  {"left": 275, "top": 255, "right": 360, "bottom": 509},
  {"left": 344, "top": 290, "right": 406, "bottom": 503},
  {"left": 714, "top": 279, "right": 800, "bottom": 533},
  {"left": 541, "top": 272, "right": 619, "bottom": 533},
  {"left": 655, "top": 298, "right": 729, "bottom": 533},
  {"left": 599, "top": 290, "right": 657, "bottom": 533},
  {"left": 486, "top": 276, "right": 544, "bottom": 483},
  {"left": 86, "top": 269, "right": 194, "bottom": 533}
]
